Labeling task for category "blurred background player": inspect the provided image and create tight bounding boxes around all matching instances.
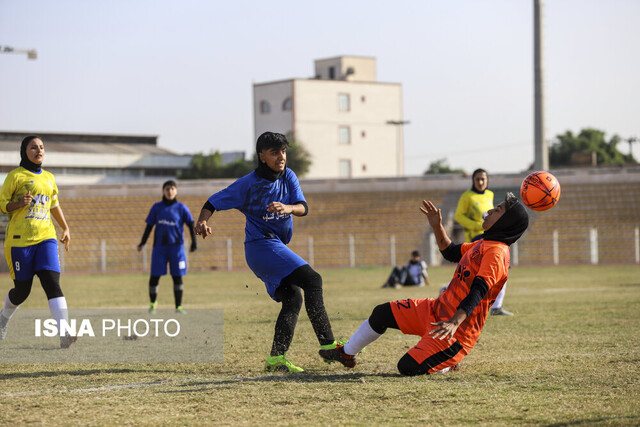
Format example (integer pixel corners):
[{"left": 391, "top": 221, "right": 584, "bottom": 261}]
[
  {"left": 137, "top": 180, "right": 196, "bottom": 314},
  {"left": 0, "top": 136, "right": 76, "bottom": 348},
  {"left": 194, "top": 132, "right": 339, "bottom": 373},
  {"left": 382, "top": 250, "right": 430, "bottom": 288},
  {"left": 320, "top": 195, "right": 528, "bottom": 375},
  {"left": 454, "top": 168, "right": 512, "bottom": 316}
]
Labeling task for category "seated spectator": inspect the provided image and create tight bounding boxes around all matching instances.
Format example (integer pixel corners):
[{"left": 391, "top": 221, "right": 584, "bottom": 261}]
[{"left": 382, "top": 250, "right": 430, "bottom": 288}]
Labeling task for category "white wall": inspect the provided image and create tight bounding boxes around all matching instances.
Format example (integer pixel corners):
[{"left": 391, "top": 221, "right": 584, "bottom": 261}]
[
  {"left": 253, "top": 80, "right": 294, "bottom": 141},
  {"left": 294, "top": 79, "right": 403, "bottom": 179}
]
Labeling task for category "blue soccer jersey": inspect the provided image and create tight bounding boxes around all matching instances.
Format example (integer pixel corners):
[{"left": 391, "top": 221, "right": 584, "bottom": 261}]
[
  {"left": 208, "top": 168, "right": 306, "bottom": 244},
  {"left": 145, "top": 201, "right": 194, "bottom": 247}
]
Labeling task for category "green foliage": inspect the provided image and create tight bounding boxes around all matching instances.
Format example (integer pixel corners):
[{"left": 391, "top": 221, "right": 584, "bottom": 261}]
[
  {"left": 179, "top": 139, "right": 313, "bottom": 179},
  {"left": 285, "top": 139, "right": 312, "bottom": 177},
  {"left": 550, "top": 128, "right": 637, "bottom": 167},
  {"left": 423, "top": 158, "right": 466, "bottom": 175},
  {"left": 178, "top": 151, "right": 254, "bottom": 179}
]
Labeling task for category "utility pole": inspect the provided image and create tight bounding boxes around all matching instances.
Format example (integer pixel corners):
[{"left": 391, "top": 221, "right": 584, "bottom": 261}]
[
  {"left": 533, "top": 0, "right": 548, "bottom": 171},
  {"left": 625, "top": 136, "right": 638, "bottom": 159},
  {"left": 387, "top": 120, "right": 410, "bottom": 176}
]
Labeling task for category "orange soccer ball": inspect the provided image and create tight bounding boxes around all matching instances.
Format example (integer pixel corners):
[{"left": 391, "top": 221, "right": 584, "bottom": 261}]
[{"left": 520, "top": 171, "right": 561, "bottom": 211}]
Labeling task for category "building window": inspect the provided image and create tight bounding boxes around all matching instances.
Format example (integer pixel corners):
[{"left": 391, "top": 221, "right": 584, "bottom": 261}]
[
  {"left": 338, "top": 93, "right": 350, "bottom": 111},
  {"left": 260, "top": 101, "right": 271, "bottom": 114},
  {"left": 282, "top": 97, "right": 292, "bottom": 111},
  {"left": 339, "top": 126, "right": 351, "bottom": 144},
  {"left": 329, "top": 66, "right": 336, "bottom": 79},
  {"left": 339, "top": 159, "right": 351, "bottom": 178}
]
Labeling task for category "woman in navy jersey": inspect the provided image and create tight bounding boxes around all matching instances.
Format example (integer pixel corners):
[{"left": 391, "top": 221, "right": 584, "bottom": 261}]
[
  {"left": 195, "top": 132, "right": 339, "bottom": 373},
  {"left": 138, "top": 180, "right": 196, "bottom": 314}
]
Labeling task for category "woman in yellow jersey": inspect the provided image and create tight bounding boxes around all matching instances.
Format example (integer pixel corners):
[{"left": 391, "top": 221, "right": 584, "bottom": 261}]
[
  {"left": 454, "top": 169, "right": 512, "bottom": 316},
  {"left": 0, "top": 136, "right": 76, "bottom": 348}
]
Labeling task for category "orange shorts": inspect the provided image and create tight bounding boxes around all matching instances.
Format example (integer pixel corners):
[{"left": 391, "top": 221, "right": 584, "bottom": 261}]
[{"left": 390, "top": 298, "right": 468, "bottom": 373}]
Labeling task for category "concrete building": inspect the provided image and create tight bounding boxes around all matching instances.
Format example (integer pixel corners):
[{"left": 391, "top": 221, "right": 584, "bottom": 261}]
[
  {"left": 253, "top": 56, "right": 404, "bottom": 179},
  {"left": 0, "top": 131, "right": 192, "bottom": 185}
]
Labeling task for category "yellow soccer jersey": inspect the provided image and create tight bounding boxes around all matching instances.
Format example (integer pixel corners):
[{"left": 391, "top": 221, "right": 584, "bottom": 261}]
[
  {"left": 0, "top": 167, "right": 60, "bottom": 247},
  {"left": 454, "top": 189, "right": 494, "bottom": 242}
]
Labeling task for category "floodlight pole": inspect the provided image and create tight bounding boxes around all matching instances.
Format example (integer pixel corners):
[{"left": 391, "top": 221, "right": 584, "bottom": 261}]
[
  {"left": 0, "top": 45, "right": 38, "bottom": 60},
  {"left": 625, "top": 136, "right": 638, "bottom": 158},
  {"left": 533, "top": 0, "right": 548, "bottom": 171},
  {"left": 387, "top": 120, "right": 409, "bottom": 176}
]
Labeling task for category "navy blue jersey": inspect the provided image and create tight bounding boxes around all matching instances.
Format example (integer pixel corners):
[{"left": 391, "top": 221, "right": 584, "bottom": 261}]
[
  {"left": 145, "top": 201, "right": 194, "bottom": 246},
  {"left": 208, "top": 169, "right": 306, "bottom": 244}
]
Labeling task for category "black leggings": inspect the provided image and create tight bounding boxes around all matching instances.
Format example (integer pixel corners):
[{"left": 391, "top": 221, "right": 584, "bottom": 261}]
[
  {"left": 270, "top": 264, "right": 334, "bottom": 356},
  {"left": 368, "top": 302, "right": 460, "bottom": 376},
  {"left": 8, "top": 270, "right": 63, "bottom": 305}
]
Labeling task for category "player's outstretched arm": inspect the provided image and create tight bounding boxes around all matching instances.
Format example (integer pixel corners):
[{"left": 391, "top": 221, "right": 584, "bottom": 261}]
[
  {"left": 420, "top": 200, "right": 451, "bottom": 250},
  {"left": 195, "top": 207, "right": 213, "bottom": 239}
]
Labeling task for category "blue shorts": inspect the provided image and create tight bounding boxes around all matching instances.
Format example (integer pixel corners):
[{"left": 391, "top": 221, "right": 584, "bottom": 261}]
[
  {"left": 150, "top": 244, "right": 187, "bottom": 277},
  {"left": 5, "top": 239, "right": 60, "bottom": 281},
  {"left": 244, "top": 238, "right": 307, "bottom": 302}
]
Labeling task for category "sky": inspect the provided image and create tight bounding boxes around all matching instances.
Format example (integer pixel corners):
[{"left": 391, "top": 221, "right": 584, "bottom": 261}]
[{"left": 1, "top": 0, "right": 638, "bottom": 176}]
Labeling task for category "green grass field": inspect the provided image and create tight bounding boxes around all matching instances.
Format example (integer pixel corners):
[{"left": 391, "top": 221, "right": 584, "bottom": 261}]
[{"left": 1, "top": 264, "right": 639, "bottom": 425}]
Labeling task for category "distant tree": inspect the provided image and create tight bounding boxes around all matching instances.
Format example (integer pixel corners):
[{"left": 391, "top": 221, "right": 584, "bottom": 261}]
[
  {"left": 423, "top": 158, "right": 466, "bottom": 175},
  {"left": 549, "top": 128, "right": 636, "bottom": 167},
  {"left": 178, "top": 151, "right": 253, "bottom": 179},
  {"left": 179, "top": 138, "right": 312, "bottom": 180}
]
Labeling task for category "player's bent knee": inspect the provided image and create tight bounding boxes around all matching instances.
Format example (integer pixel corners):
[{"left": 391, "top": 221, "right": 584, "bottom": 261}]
[
  {"left": 37, "top": 271, "right": 64, "bottom": 300},
  {"left": 397, "top": 353, "right": 427, "bottom": 376},
  {"left": 277, "top": 285, "right": 304, "bottom": 312},
  {"left": 368, "top": 302, "right": 396, "bottom": 334},
  {"left": 9, "top": 284, "right": 31, "bottom": 305}
]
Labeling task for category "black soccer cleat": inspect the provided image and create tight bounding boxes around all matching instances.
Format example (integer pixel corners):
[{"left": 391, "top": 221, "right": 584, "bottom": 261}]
[{"left": 319, "top": 344, "right": 357, "bottom": 368}]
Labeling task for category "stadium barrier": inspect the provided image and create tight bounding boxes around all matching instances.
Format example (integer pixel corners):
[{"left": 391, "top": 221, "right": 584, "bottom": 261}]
[{"left": 1, "top": 166, "right": 639, "bottom": 273}]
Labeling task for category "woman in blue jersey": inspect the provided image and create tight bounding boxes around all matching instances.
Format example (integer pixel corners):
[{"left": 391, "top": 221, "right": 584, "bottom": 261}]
[
  {"left": 0, "top": 136, "right": 76, "bottom": 348},
  {"left": 137, "top": 180, "right": 197, "bottom": 314},
  {"left": 195, "top": 132, "right": 338, "bottom": 373}
]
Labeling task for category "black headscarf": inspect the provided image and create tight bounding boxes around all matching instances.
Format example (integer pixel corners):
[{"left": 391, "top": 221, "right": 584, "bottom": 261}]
[
  {"left": 20, "top": 135, "right": 42, "bottom": 173},
  {"left": 255, "top": 132, "right": 289, "bottom": 182},
  {"left": 162, "top": 180, "right": 178, "bottom": 205},
  {"left": 482, "top": 192, "right": 529, "bottom": 246},
  {"left": 471, "top": 168, "right": 488, "bottom": 194}
]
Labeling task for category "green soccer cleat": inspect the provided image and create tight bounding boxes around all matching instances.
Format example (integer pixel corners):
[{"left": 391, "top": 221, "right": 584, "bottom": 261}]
[
  {"left": 320, "top": 339, "right": 346, "bottom": 350},
  {"left": 264, "top": 354, "right": 304, "bottom": 373},
  {"left": 148, "top": 302, "right": 157, "bottom": 314},
  {"left": 175, "top": 306, "right": 186, "bottom": 314}
]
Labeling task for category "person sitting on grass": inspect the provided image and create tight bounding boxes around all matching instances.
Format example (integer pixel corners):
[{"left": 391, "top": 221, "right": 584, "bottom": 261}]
[
  {"left": 382, "top": 250, "right": 430, "bottom": 288},
  {"left": 320, "top": 193, "right": 528, "bottom": 375}
]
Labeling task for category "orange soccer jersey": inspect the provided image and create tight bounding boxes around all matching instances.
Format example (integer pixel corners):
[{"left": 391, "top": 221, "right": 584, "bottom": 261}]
[{"left": 390, "top": 240, "right": 510, "bottom": 370}]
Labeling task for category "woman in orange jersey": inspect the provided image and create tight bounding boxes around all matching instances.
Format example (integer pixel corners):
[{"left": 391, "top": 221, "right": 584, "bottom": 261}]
[{"left": 319, "top": 193, "right": 528, "bottom": 375}]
